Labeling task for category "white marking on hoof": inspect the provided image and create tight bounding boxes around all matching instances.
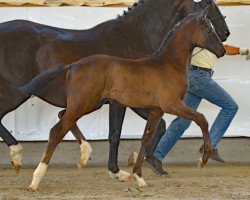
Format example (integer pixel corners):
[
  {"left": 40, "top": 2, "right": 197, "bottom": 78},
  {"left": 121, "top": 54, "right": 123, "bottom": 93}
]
[
  {"left": 197, "top": 158, "right": 205, "bottom": 169},
  {"left": 128, "top": 152, "right": 138, "bottom": 166},
  {"left": 9, "top": 143, "right": 23, "bottom": 174},
  {"left": 29, "top": 162, "right": 48, "bottom": 191},
  {"left": 108, "top": 170, "right": 133, "bottom": 182},
  {"left": 78, "top": 140, "right": 92, "bottom": 168},
  {"left": 133, "top": 173, "right": 148, "bottom": 187}
]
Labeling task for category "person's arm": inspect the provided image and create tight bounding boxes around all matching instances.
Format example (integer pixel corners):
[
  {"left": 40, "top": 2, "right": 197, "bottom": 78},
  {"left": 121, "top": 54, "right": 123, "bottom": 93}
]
[{"left": 224, "top": 44, "right": 250, "bottom": 60}]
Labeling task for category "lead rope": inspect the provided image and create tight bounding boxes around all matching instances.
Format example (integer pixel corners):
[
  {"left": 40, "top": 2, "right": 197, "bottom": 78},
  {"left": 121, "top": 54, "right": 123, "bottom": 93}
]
[{"left": 192, "top": 48, "right": 204, "bottom": 57}]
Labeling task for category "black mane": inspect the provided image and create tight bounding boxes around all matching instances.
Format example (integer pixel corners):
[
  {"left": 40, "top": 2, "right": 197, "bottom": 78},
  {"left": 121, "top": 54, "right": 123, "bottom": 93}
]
[
  {"left": 154, "top": 13, "right": 196, "bottom": 55},
  {"left": 117, "top": 0, "right": 146, "bottom": 19}
]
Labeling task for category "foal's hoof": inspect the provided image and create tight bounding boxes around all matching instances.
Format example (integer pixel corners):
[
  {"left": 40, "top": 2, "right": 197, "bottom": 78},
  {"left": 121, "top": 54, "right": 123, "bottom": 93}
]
[
  {"left": 27, "top": 186, "right": 37, "bottom": 192},
  {"left": 197, "top": 158, "right": 205, "bottom": 169},
  {"left": 138, "top": 180, "right": 148, "bottom": 188},
  {"left": 77, "top": 159, "right": 87, "bottom": 169},
  {"left": 11, "top": 161, "right": 21, "bottom": 174},
  {"left": 119, "top": 171, "right": 133, "bottom": 182},
  {"left": 133, "top": 173, "right": 148, "bottom": 188},
  {"left": 108, "top": 170, "right": 133, "bottom": 182},
  {"left": 78, "top": 140, "right": 92, "bottom": 168}
]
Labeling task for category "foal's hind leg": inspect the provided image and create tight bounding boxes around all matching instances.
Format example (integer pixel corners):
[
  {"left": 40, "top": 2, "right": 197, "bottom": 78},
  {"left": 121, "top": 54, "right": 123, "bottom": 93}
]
[
  {"left": 133, "top": 109, "right": 163, "bottom": 187},
  {"left": 29, "top": 109, "right": 81, "bottom": 191},
  {"left": 29, "top": 100, "right": 100, "bottom": 191},
  {"left": 58, "top": 110, "right": 92, "bottom": 168},
  {"left": 29, "top": 120, "right": 68, "bottom": 191},
  {"left": 161, "top": 101, "right": 212, "bottom": 167}
]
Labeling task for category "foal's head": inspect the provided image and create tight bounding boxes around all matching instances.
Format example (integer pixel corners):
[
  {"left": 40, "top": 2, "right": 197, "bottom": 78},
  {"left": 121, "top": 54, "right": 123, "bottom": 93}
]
[{"left": 191, "top": 8, "right": 226, "bottom": 58}]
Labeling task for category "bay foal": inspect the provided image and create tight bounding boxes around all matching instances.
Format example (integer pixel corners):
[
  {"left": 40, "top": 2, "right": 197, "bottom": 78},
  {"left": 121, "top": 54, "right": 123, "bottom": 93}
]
[
  {"left": 1, "top": 0, "right": 229, "bottom": 174},
  {"left": 22, "top": 10, "right": 225, "bottom": 190}
]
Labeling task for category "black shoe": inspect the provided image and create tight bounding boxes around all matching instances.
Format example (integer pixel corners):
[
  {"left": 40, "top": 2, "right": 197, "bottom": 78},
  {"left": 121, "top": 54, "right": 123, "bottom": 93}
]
[
  {"left": 210, "top": 149, "right": 226, "bottom": 163},
  {"left": 199, "top": 145, "right": 226, "bottom": 163},
  {"left": 145, "top": 155, "right": 168, "bottom": 176}
]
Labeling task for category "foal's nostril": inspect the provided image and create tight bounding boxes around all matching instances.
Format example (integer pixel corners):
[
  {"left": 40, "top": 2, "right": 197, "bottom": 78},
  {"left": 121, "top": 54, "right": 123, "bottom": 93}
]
[{"left": 225, "top": 30, "right": 230, "bottom": 37}]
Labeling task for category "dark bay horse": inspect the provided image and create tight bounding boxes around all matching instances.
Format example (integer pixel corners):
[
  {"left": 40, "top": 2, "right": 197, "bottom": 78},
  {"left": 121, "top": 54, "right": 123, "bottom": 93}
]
[
  {"left": 21, "top": 10, "right": 226, "bottom": 190},
  {"left": 0, "top": 0, "right": 229, "bottom": 174}
]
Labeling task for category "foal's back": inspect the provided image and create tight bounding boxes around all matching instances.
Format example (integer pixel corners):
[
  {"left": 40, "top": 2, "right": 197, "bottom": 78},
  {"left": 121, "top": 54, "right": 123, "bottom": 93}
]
[{"left": 66, "top": 53, "right": 180, "bottom": 108}]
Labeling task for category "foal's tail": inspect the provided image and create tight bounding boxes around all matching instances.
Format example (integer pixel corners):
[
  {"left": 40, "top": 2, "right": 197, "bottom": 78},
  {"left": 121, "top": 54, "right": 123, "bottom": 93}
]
[{"left": 19, "top": 64, "right": 72, "bottom": 97}]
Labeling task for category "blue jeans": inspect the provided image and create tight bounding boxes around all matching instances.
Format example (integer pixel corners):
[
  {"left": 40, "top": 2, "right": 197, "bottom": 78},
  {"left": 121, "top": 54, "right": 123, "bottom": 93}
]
[{"left": 154, "top": 66, "right": 239, "bottom": 161}]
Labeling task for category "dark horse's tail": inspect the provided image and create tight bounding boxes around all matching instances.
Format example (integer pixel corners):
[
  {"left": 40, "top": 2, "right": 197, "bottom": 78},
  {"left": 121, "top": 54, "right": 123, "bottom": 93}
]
[{"left": 19, "top": 64, "right": 72, "bottom": 97}]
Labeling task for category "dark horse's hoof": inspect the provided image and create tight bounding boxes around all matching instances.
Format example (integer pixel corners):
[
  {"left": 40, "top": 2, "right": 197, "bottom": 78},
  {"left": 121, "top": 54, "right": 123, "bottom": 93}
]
[{"left": 11, "top": 161, "right": 21, "bottom": 174}]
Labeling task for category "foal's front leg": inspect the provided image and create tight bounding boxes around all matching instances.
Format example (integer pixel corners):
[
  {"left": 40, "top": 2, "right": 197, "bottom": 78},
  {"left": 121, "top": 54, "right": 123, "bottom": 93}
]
[
  {"left": 162, "top": 101, "right": 213, "bottom": 167},
  {"left": 133, "top": 109, "right": 163, "bottom": 187}
]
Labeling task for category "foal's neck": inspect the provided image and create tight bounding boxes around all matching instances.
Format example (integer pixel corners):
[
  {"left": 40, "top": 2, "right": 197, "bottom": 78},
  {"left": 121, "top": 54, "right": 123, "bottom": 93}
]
[{"left": 157, "top": 24, "right": 195, "bottom": 72}]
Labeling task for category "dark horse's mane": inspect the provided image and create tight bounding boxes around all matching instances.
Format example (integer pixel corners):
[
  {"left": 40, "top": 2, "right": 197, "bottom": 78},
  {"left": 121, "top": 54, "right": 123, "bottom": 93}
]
[
  {"left": 154, "top": 13, "right": 196, "bottom": 55},
  {"left": 117, "top": 0, "right": 146, "bottom": 19}
]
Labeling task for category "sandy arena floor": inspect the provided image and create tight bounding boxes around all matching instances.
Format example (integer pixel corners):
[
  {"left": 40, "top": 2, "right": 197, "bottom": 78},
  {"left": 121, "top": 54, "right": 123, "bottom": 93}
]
[{"left": 0, "top": 165, "right": 249, "bottom": 200}]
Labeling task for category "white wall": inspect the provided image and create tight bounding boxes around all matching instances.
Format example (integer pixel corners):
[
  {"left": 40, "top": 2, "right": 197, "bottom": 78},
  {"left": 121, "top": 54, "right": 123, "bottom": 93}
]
[{"left": 0, "top": 6, "right": 250, "bottom": 141}]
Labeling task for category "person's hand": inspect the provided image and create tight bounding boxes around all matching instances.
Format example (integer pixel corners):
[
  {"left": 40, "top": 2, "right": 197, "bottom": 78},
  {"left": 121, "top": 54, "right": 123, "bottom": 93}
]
[
  {"left": 239, "top": 48, "right": 249, "bottom": 55},
  {"left": 239, "top": 48, "right": 250, "bottom": 60},
  {"left": 246, "top": 51, "right": 250, "bottom": 60}
]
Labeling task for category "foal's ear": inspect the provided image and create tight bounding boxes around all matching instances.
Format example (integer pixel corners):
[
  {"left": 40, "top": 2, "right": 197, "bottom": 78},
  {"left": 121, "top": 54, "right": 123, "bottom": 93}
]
[{"left": 196, "top": 6, "right": 209, "bottom": 21}]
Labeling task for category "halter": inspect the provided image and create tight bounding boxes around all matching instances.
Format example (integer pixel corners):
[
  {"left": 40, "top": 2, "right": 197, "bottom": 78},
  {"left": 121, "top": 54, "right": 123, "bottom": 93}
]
[
  {"left": 193, "top": 0, "right": 226, "bottom": 22},
  {"left": 209, "top": 15, "right": 226, "bottom": 22},
  {"left": 192, "top": 48, "right": 204, "bottom": 57},
  {"left": 192, "top": 0, "right": 225, "bottom": 57}
]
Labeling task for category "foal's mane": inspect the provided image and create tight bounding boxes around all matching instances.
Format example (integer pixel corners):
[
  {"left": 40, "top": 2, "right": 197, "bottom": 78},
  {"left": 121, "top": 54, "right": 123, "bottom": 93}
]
[{"left": 154, "top": 13, "right": 196, "bottom": 55}]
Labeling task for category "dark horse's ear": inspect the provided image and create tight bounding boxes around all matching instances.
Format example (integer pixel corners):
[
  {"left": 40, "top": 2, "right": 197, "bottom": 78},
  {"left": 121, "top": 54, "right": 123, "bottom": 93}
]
[{"left": 196, "top": 6, "right": 209, "bottom": 21}]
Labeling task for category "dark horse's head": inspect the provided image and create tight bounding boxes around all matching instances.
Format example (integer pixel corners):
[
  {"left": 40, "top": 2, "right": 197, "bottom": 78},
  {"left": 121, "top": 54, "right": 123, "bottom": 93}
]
[
  {"left": 192, "top": 8, "right": 226, "bottom": 58},
  {"left": 186, "top": 0, "right": 230, "bottom": 42}
]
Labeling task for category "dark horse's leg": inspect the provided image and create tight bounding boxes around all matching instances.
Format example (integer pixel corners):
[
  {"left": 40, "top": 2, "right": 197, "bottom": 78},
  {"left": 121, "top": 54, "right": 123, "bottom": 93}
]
[
  {"left": 132, "top": 108, "right": 166, "bottom": 158},
  {"left": 107, "top": 106, "right": 166, "bottom": 181},
  {"left": 0, "top": 118, "right": 23, "bottom": 174},
  {"left": 58, "top": 110, "right": 92, "bottom": 168},
  {"left": 108, "top": 103, "right": 125, "bottom": 173},
  {"left": 0, "top": 118, "right": 18, "bottom": 146},
  {"left": 108, "top": 102, "right": 133, "bottom": 182},
  {"left": 0, "top": 94, "right": 29, "bottom": 173},
  {"left": 133, "top": 109, "right": 163, "bottom": 187}
]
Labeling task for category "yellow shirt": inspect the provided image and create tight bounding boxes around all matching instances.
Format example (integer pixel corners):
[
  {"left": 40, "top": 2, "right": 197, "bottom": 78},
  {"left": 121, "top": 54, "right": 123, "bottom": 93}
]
[{"left": 191, "top": 47, "right": 216, "bottom": 69}]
